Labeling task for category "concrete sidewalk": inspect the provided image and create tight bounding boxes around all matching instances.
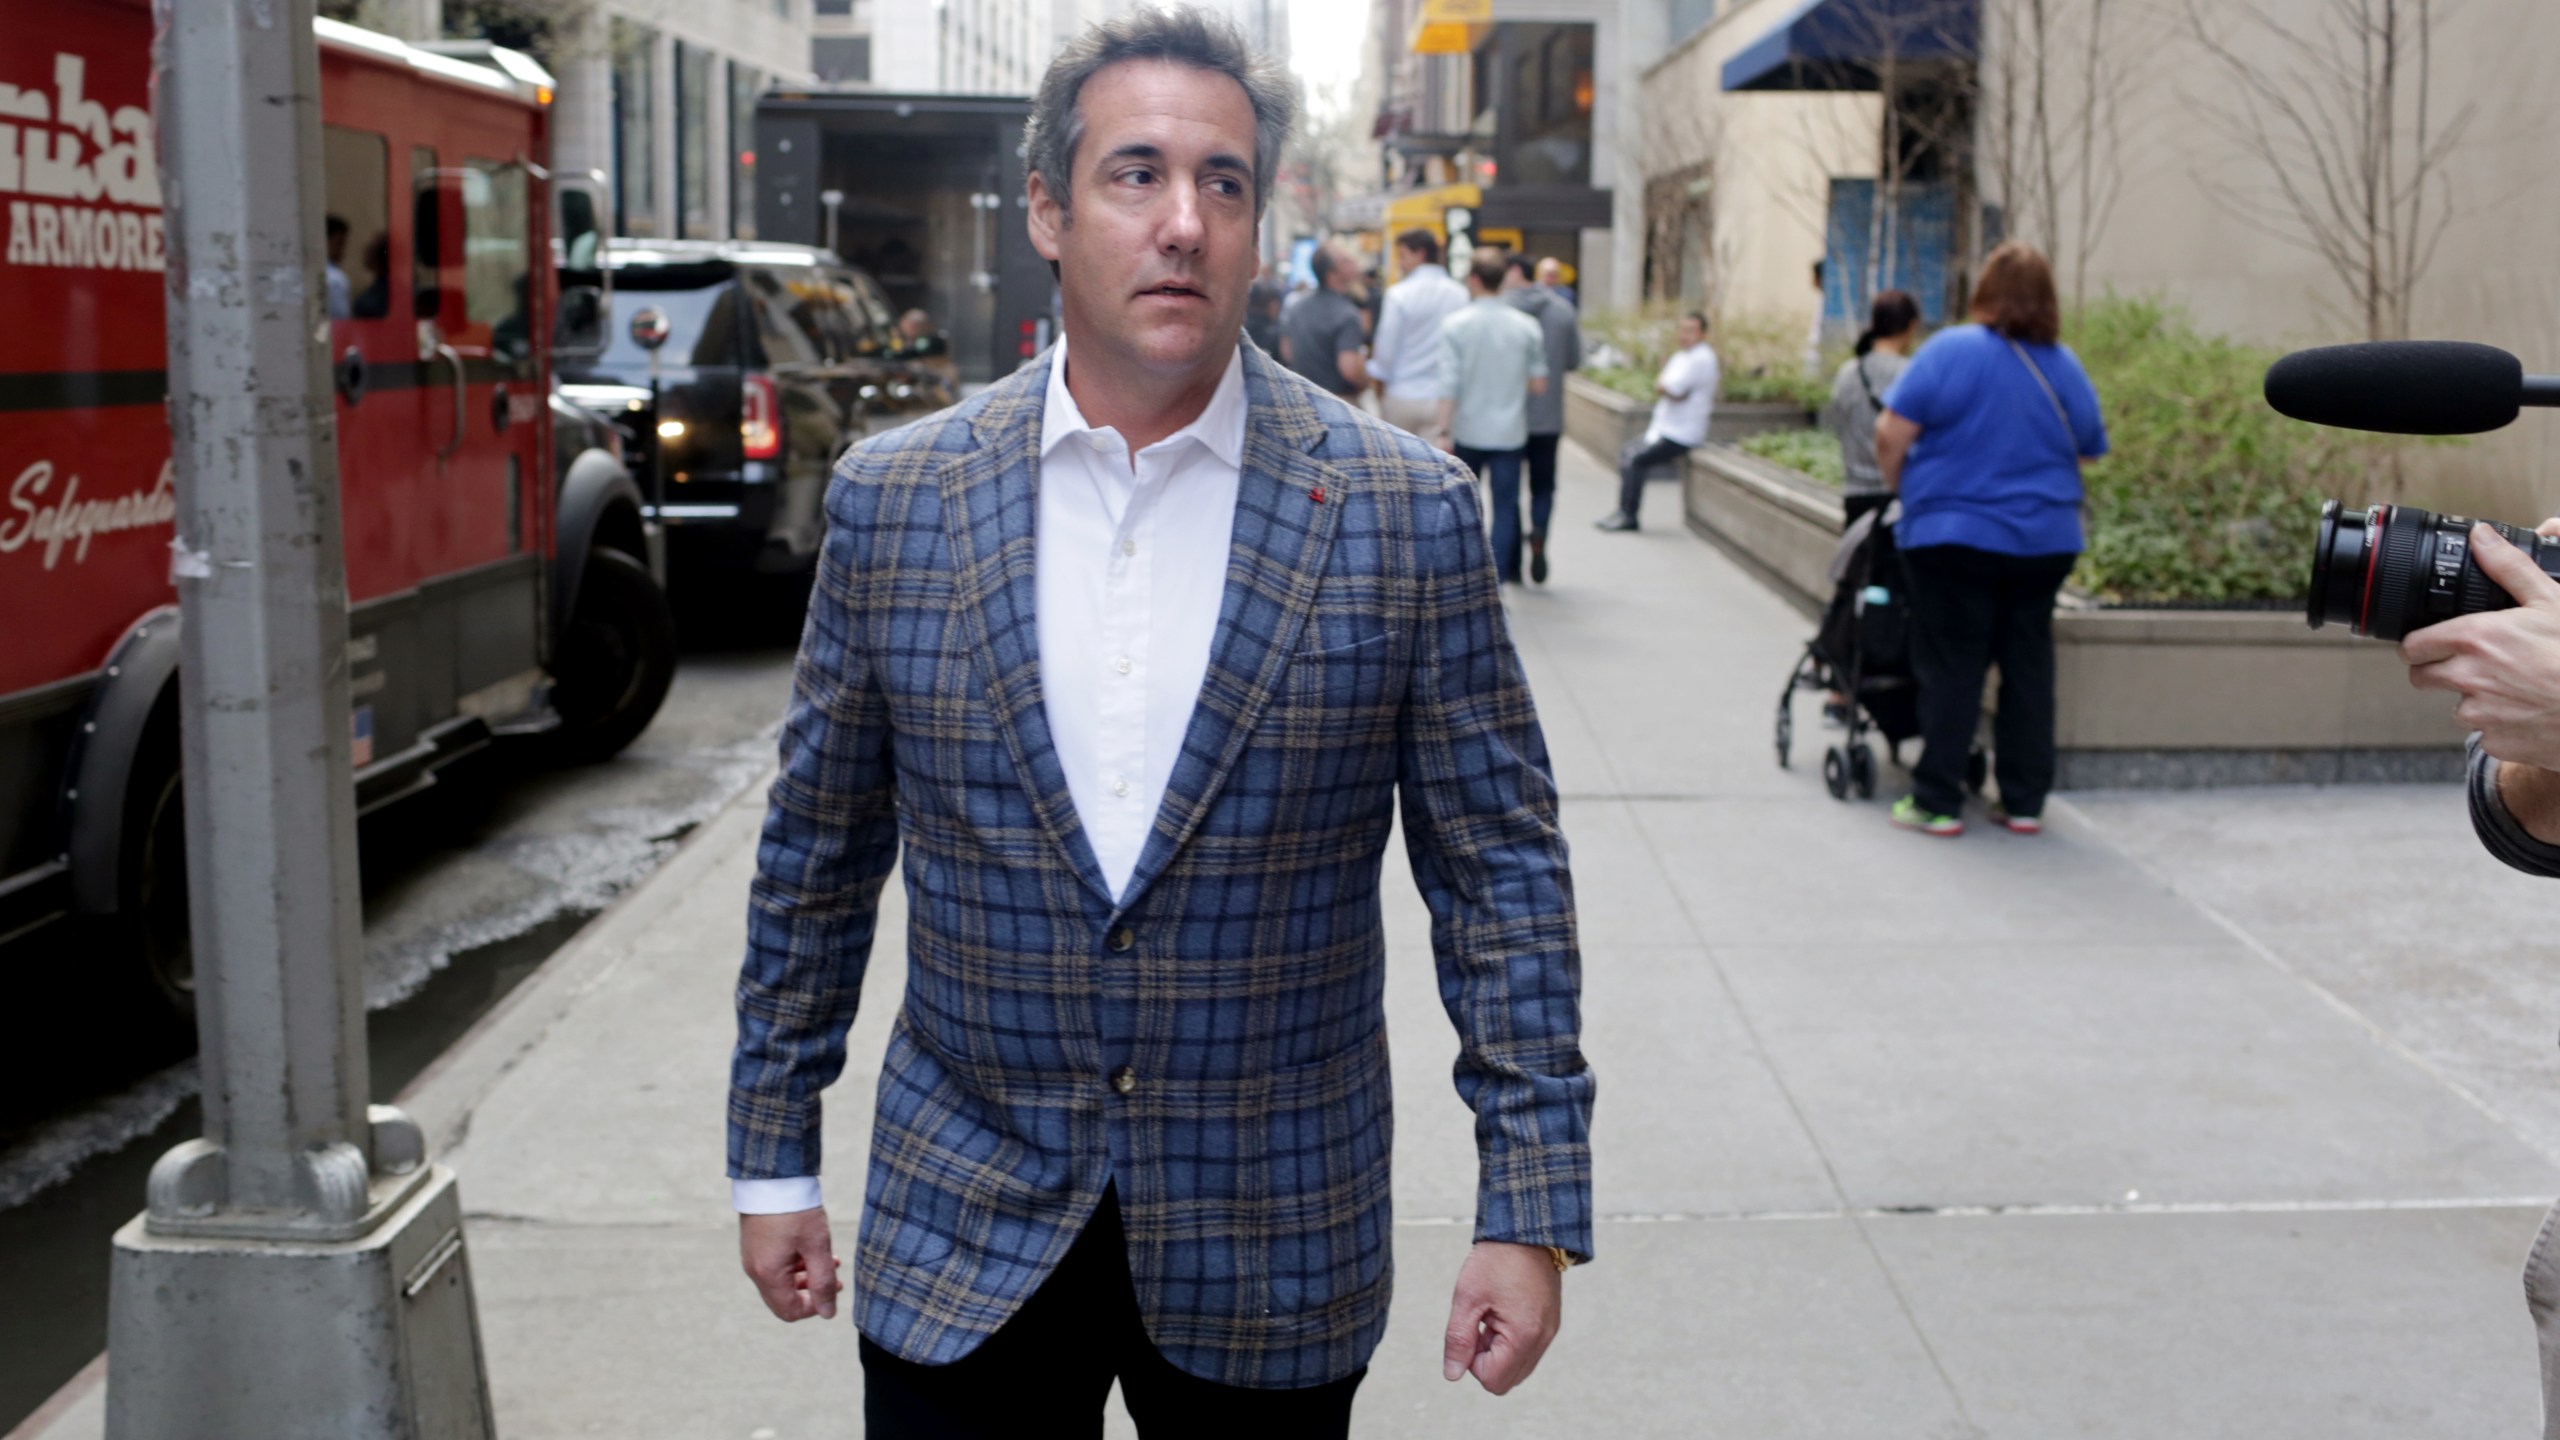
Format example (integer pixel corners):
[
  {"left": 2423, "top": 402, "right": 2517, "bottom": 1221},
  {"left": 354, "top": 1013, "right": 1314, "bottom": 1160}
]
[{"left": 27, "top": 440, "right": 2560, "bottom": 1438}]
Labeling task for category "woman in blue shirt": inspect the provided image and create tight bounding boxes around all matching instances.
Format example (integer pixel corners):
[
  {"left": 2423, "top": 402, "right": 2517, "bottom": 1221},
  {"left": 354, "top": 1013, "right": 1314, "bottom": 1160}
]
[{"left": 1874, "top": 242, "right": 2109, "bottom": 837}]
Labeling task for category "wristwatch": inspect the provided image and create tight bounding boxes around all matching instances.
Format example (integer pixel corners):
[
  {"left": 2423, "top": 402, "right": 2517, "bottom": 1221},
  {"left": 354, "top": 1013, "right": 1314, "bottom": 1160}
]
[{"left": 1546, "top": 1245, "right": 1574, "bottom": 1274}]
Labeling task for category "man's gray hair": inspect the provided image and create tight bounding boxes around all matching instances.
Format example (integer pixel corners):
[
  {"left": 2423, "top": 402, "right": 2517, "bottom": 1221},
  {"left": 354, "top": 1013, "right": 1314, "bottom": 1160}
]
[{"left": 1024, "top": 5, "right": 1297, "bottom": 220}]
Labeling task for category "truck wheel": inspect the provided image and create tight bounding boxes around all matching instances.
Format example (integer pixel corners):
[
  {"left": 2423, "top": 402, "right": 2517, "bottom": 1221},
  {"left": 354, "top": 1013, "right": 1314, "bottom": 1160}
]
[
  {"left": 549, "top": 546, "right": 676, "bottom": 765},
  {"left": 120, "top": 710, "right": 196, "bottom": 1027}
]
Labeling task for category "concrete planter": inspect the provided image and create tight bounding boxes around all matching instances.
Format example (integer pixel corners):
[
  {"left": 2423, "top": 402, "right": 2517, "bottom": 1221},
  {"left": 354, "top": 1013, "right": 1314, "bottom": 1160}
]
[
  {"left": 1676, "top": 442, "right": 2466, "bottom": 787},
  {"left": 1563, "top": 373, "right": 1650, "bottom": 462},
  {"left": 1561, "top": 373, "right": 1817, "bottom": 469},
  {"left": 1712, "top": 400, "right": 1820, "bottom": 442}
]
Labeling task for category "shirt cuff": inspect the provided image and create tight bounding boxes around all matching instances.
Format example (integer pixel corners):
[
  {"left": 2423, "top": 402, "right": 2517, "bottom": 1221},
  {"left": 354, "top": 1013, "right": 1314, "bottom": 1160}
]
[{"left": 731, "top": 1176, "right": 824, "bottom": 1214}]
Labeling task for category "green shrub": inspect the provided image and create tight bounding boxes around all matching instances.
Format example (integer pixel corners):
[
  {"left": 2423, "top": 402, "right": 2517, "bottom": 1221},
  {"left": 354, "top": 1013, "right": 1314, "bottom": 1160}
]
[
  {"left": 1741, "top": 429, "right": 1845, "bottom": 488},
  {"left": 2067, "top": 297, "right": 2408, "bottom": 604},
  {"left": 1581, "top": 364, "right": 1657, "bottom": 403}
]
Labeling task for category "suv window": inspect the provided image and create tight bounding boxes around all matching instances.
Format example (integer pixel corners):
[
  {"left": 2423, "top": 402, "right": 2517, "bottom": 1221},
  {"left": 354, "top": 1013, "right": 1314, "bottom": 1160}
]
[
  {"left": 599, "top": 279, "right": 744, "bottom": 367},
  {"left": 744, "top": 268, "right": 827, "bottom": 365},
  {"left": 841, "top": 269, "right": 900, "bottom": 350}
]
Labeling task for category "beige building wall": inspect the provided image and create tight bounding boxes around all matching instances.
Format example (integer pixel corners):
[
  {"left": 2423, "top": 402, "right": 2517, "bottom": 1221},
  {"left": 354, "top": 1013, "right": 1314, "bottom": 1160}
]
[
  {"left": 1638, "top": 0, "right": 1876, "bottom": 336},
  {"left": 1648, "top": 0, "right": 2559, "bottom": 516},
  {"left": 1993, "top": 0, "right": 2560, "bottom": 519}
]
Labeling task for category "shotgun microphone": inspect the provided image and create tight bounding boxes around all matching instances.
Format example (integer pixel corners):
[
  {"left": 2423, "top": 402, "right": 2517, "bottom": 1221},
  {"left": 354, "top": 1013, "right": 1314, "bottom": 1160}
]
[{"left": 2263, "top": 341, "right": 2560, "bottom": 436}]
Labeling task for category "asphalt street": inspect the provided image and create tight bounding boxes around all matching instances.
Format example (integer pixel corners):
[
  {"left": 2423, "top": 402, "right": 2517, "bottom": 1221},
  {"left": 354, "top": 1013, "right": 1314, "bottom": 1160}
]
[{"left": 0, "top": 584, "right": 802, "bottom": 1436}]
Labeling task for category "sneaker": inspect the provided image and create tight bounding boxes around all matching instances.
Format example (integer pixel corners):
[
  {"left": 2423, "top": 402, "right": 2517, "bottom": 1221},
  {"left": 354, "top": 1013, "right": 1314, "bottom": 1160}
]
[
  {"left": 1890, "top": 795, "right": 1963, "bottom": 837},
  {"left": 1821, "top": 697, "right": 1850, "bottom": 729},
  {"left": 1529, "top": 532, "right": 1550, "bottom": 584},
  {"left": 1593, "top": 512, "right": 1639, "bottom": 533},
  {"left": 1989, "top": 805, "right": 2043, "bottom": 835}
]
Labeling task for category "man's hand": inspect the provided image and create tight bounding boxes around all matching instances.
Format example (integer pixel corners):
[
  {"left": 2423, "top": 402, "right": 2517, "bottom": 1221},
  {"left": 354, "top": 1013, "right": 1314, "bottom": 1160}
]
[
  {"left": 740, "top": 1208, "right": 841, "bottom": 1322},
  {"left": 1442, "top": 1240, "right": 1563, "bottom": 1395},
  {"left": 2403, "top": 521, "right": 2560, "bottom": 769}
]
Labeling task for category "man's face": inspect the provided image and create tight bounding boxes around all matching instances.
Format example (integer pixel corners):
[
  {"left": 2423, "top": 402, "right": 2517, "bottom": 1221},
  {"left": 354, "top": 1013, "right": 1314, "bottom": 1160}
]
[
  {"left": 1027, "top": 59, "right": 1260, "bottom": 382},
  {"left": 1678, "top": 316, "right": 1706, "bottom": 348}
]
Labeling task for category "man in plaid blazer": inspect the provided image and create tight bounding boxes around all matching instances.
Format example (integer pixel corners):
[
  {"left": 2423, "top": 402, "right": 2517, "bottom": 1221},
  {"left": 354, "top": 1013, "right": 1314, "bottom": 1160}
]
[{"left": 728, "top": 10, "right": 1592, "bottom": 1434}]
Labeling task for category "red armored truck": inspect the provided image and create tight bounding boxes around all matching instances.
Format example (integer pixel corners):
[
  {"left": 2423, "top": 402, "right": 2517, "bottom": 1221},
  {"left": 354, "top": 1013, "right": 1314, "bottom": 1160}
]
[{"left": 0, "top": 3, "right": 675, "bottom": 1012}]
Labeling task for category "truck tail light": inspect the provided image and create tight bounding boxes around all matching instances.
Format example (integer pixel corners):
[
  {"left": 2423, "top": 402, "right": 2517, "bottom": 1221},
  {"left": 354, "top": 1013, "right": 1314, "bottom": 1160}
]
[{"left": 742, "top": 374, "right": 781, "bottom": 459}]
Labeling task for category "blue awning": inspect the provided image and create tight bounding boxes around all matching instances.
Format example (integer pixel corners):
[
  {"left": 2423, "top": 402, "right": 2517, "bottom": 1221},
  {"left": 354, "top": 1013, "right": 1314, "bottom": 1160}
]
[{"left": 1721, "top": 0, "right": 1977, "bottom": 92}]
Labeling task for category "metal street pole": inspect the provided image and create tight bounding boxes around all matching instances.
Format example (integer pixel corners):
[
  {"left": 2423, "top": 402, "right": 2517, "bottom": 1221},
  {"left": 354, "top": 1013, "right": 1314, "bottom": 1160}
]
[{"left": 105, "top": 4, "right": 493, "bottom": 1435}]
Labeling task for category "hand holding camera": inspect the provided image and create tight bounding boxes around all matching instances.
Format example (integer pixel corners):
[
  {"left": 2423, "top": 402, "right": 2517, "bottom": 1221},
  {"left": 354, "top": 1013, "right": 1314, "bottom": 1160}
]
[
  {"left": 2400, "top": 518, "right": 2560, "bottom": 771},
  {"left": 2270, "top": 342, "right": 2560, "bottom": 842}
]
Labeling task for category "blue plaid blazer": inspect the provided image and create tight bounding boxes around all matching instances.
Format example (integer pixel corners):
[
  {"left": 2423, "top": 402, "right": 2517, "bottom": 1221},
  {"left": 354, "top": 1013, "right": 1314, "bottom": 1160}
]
[{"left": 729, "top": 342, "right": 1593, "bottom": 1389}]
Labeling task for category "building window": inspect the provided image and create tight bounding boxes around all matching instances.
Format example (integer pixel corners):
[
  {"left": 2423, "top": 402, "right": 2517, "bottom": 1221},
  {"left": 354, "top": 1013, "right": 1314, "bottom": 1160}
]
[
  {"left": 677, "top": 41, "right": 716, "bottom": 239},
  {"left": 1499, "top": 23, "right": 1593, "bottom": 187},
  {"left": 814, "top": 36, "right": 872, "bottom": 85},
  {"left": 1668, "top": 0, "right": 1717, "bottom": 48},
  {"left": 814, "top": 0, "right": 852, "bottom": 13},
  {"left": 731, "top": 62, "right": 765, "bottom": 240},
  {"left": 611, "top": 20, "right": 658, "bottom": 238}
]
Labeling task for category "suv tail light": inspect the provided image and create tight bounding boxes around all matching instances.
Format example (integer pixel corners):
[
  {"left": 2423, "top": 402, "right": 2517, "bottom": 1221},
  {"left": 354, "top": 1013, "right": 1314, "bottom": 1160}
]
[{"left": 741, "top": 374, "right": 781, "bottom": 460}]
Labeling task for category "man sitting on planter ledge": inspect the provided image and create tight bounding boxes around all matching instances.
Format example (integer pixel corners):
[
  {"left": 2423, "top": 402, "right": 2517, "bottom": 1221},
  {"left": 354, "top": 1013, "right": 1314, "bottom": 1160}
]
[{"left": 1597, "top": 311, "right": 1718, "bottom": 533}]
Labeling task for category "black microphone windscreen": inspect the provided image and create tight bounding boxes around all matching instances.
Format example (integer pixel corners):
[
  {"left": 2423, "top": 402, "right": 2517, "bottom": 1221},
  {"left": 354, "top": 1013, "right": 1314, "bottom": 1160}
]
[{"left": 2263, "top": 342, "right": 2522, "bottom": 435}]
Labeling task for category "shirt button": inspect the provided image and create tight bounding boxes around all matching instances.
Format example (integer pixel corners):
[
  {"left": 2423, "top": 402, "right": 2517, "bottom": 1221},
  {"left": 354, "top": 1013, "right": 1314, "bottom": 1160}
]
[
  {"left": 1121, "top": 539, "right": 1137, "bottom": 557},
  {"left": 1108, "top": 926, "right": 1136, "bottom": 952},
  {"left": 1114, "top": 656, "right": 1133, "bottom": 675},
  {"left": 1110, "top": 1065, "right": 1137, "bottom": 1095},
  {"left": 1111, "top": 778, "right": 1130, "bottom": 798},
  {"left": 1089, "top": 436, "right": 1110, "bottom": 452}
]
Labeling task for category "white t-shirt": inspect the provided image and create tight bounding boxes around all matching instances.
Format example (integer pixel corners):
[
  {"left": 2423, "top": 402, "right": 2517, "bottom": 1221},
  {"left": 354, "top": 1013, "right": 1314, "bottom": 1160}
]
[{"left": 1645, "top": 342, "right": 1720, "bottom": 446}]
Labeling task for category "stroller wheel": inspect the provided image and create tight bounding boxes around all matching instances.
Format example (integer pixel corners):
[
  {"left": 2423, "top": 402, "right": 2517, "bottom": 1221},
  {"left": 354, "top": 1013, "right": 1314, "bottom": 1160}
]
[
  {"left": 1822, "top": 746, "right": 1850, "bottom": 801},
  {"left": 1775, "top": 702, "right": 1794, "bottom": 769},
  {"left": 1966, "top": 747, "right": 1989, "bottom": 795},
  {"left": 1849, "top": 745, "right": 1877, "bottom": 799}
]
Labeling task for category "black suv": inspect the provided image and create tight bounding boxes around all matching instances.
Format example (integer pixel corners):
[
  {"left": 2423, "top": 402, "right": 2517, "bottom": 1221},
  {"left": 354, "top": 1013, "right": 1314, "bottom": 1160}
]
[{"left": 559, "top": 240, "right": 953, "bottom": 576}]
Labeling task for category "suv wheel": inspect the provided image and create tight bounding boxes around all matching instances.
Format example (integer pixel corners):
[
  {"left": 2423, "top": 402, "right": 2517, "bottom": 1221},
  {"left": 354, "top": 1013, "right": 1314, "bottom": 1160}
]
[{"left": 548, "top": 547, "right": 677, "bottom": 765}]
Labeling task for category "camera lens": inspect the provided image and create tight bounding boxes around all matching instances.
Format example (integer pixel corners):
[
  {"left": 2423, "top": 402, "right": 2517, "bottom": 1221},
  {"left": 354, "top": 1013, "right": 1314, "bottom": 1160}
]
[{"left": 2305, "top": 500, "right": 2560, "bottom": 640}]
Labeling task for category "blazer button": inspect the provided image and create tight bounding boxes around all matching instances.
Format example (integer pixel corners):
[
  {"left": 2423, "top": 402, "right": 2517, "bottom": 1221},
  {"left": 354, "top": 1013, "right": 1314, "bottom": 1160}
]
[
  {"left": 1110, "top": 1065, "right": 1137, "bottom": 1095},
  {"left": 1107, "top": 926, "right": 1135, "bottom": 952}
]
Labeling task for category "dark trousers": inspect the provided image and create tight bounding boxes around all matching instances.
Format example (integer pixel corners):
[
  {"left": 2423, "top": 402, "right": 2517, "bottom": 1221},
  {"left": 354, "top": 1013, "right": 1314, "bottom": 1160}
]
[
  {"left": 1523, "top": 430, "right": 1560, "bottom": 543},
  {"left": 1454, "top": 442, "right": 1528, "bottom": 582},
  {"left": 859, "top": 1186, "right": 1366, "bottom": 1439},
  {"left": 1899, "top": 544, "right": 2077, "bottom": 818},
  {"left": 1618, "top": 436, "right": 1691, "bottom": 520}
]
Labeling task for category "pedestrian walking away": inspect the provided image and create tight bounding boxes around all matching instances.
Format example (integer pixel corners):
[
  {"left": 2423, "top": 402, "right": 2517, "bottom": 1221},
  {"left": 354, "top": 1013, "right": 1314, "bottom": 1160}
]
[
  {"left": 1535, "top": 256, "right": 1576, "bottom": 310},
  {"left": 1599, "top": 311, "right": 1717, "bottom": 532},
  {"left": 1432, "top": 252, "right": 1550, "bottom": 586},
  {"left": 1824, "top": 289, "right": 1921, "bottom": 535},
  {"left": 1277, "top": 239, "right": 1372, "bottom": 402},
  {"left": 1503, "top": 252, "right": 1581, "bottom": 584},
  {"left": 1874, "top": 241, "right": 2108, "bottom": 838},
  {"left": 1368, "top": 227, "right": 1470, "bottom": 436},
  {"left": 727, "top": 10, "right": 1595, "bottom": 1438}
]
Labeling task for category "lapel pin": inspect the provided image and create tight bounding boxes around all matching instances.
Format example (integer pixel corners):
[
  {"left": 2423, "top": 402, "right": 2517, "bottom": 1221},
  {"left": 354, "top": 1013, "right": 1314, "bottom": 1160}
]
[{"left": 1309, "top": 485, "right": 1326, "bottom": 504}]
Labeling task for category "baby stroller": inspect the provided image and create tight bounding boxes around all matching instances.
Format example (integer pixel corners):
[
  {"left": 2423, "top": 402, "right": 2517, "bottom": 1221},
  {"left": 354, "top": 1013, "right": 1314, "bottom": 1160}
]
[{"left": 1774, "top": 506, "right": 1984, "bottom": 801}]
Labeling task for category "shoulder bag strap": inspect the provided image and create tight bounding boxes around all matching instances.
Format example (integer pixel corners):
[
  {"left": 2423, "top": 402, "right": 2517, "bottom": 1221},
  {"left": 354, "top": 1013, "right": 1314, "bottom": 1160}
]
[
  {"left": 1855, "top": 354, "right": 1883, "bottom": 413},
  {"left": 2005, "top": 337, "right": 2076, "bottom": 451}
]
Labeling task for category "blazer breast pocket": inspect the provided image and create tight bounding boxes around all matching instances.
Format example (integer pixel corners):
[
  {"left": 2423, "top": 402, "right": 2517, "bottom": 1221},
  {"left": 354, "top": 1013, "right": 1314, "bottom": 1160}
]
[{"left": 1281, "top": 627, "right": 1400, "bottom": 717}]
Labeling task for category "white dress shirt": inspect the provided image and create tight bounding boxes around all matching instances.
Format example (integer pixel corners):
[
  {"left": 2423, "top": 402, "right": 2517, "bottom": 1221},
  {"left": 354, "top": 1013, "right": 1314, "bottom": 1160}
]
[
  {"left": 1368, "top": 263, "right": 1470, "bottom": 401},
  {"left": 733, "top": 338, "right": 1247, "bottom": 1217}
]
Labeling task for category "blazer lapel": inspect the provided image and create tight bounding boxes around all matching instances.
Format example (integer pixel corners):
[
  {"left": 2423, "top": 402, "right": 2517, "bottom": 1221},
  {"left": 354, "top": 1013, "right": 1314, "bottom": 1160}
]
[
  {"left": 939, "top": 352, "right": 1116, "bottom": 908},
  {"left": 1117, "top": 348, "right": 1346, "bottom": 909}
]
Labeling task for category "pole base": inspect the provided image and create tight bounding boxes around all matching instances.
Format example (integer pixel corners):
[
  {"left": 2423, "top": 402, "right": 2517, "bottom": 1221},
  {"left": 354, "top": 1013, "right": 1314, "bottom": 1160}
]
[{"left": 105, "top": 1166, "right": 494, "bottom": 1440}]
